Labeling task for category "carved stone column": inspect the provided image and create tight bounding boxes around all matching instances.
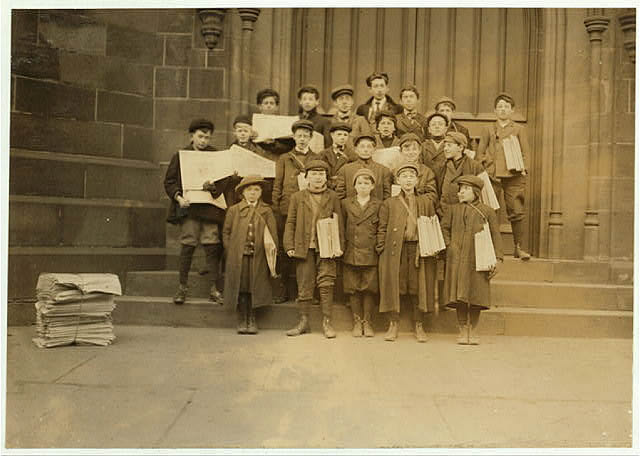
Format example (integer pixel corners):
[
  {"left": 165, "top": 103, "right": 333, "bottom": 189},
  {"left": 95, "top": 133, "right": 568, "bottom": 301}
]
[
  {"left": 618, "top": 9, "right": 636, "bottom": 63},
  {"left": 583, "top": 10, "right": 610, "bottom": 260},
  {"left": 238, "top": 8, "right": 260, "bottom": 112},
  {"left": 197, "top": 9, "right": 227, "bottom": 49}
]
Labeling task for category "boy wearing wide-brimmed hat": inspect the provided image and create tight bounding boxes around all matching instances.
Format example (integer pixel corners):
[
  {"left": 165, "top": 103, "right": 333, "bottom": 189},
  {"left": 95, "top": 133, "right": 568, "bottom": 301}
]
[{"left": 222, "top": 175, "right": 278, "bottom": 335}]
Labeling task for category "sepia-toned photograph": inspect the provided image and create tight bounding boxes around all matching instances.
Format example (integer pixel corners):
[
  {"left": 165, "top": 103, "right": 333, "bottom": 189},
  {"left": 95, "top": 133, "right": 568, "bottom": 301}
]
[{"left": 1, "top": 4, "right": 637, "bottom": 452}]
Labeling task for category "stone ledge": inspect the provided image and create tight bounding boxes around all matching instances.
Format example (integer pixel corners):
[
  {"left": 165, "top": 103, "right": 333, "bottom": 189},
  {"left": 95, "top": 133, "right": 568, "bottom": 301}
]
[{"left": 10, "top": 148, "right": 159, "bottom": 169}]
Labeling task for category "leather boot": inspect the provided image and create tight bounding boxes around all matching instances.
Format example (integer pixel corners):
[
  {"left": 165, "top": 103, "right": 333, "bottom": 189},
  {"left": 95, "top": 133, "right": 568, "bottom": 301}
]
[
  {"left": 384, "top": 320, "right": 398, "bottom": 342},
  {"left": 173, "top": 284, "right": 187, "bottom": 305},
  {"left": 352, "top": 314, "right": 363, "bottom": 337},
  {"left": 511, "top": 221, "right": 531, "bottom": 261},
  {"left": 415, "top": 321, "right": 428, "bottom": 343},
  {"left": 323, "top": 316, "right": 336, "bottom": 339},
  {"left": 286, "top": 300, "right": 310, "bottom": 336},
  {"left": 319, "top": 287, "right": 336, "bottom": 339},
  {"left": 175, "top": 244, "right": 195, "bottom": 304},
  {"left": 236, "top": 296, "right": 248, "bottom": 334},
  {"left": 246, "top": 298, "right": 258, "bottom": 334},
  {"left": 362, "top": 293, "right": 375, "bottom": 337},
  {"left": 209, "top": 285, "right": 223, "bottom": 305}
]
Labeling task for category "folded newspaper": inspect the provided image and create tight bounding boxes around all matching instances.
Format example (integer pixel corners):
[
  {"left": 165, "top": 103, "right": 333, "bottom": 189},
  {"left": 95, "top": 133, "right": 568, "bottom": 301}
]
[{"left": 33, "top": 273, "right": 121, "bottom": 348}]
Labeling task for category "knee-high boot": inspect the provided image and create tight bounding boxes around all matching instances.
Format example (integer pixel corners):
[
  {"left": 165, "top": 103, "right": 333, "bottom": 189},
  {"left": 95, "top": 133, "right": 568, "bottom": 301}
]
[
  {"left": 319, "top": 287, "right": 336, "bottom": 338},
  {"left": 362, "top": 293, "right": 375, "bottom": 337}
]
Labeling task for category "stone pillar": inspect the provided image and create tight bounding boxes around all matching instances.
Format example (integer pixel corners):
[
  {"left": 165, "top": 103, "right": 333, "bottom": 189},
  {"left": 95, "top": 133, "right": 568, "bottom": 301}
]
[
  {"left": 270, "top": 9, "right": 293, "bottom": 112},
  {"left": 582, "top": 10, "right": 610, "bottom": 260},
  {"left": 238, "top": 8, "right": 260, "bottom": 113},
  {"left": 618, "top": 9, "right": 636, "bottom": 63}
]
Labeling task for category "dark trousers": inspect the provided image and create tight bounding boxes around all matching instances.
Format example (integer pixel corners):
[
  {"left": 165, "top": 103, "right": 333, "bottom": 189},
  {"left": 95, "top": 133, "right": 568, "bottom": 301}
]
[{"left": 296, "top": 249, "right": 336, "bottom": 302}]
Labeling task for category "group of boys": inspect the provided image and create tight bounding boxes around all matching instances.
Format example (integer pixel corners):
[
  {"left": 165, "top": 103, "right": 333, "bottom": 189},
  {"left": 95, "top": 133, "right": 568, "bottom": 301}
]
[{"left": 163, "top": 71, "right": 529, "bottom": 345}]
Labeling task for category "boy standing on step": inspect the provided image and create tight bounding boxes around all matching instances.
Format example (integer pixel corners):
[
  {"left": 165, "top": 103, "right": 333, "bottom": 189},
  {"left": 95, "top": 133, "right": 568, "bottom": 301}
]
[
  {"left": 222, "top": 175, "right": 278, "bottom": 335},
  {"left": 164, "top": 118, "right": 230, "bottom": 305}
]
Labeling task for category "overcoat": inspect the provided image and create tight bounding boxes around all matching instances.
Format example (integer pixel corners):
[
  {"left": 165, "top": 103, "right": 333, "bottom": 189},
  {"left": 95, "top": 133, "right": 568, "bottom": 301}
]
[
  {"left": 376, "top": 193, "right": 438, "bottom": 313},
  {"left": 441, "top": 200, "right": 503, "bottom": 309},
  {"left": 271, "top": 149, "right": 322, "bottom": 216},
  {"left": 476, "top": 120, "right": 529, "bottom": 180},
  {"left": 395, "top": 112, "right": 427, "bottom": 140},
  {"left": 283, "top": 188, "right": 345, "bottom": 259},
  {"left": 374, "top": 134, "right": 401, "bottom": 149},
  {"left": 433, "top": 156, "right": 485, "bottom": 217},
  {"left": 356, "top": 96, "right": 403, "bottom": 119},
  {"left": 341, "top": 196, "right": 382, "bottom": 267},
  {"left": 393, "top": 162, "right": 439, "bottom": 208},
  {"left": 421, "top": 138, "right": 447, "bottom": 176},
  {"left": 335, "top": 159, "right": 392, "bottom": 201},
  {"left": 318, "top": 145, "right": 356, "bottom": 190},
  {"left": 299, "top": 109, "right": 332, "bottom": 149},
  {"left": 222, "top": 200, "right": 278, "bottom": 308}
]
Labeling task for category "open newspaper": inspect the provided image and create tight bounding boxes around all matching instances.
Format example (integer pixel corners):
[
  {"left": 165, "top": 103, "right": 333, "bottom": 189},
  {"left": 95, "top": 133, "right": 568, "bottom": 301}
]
[
  {"left": 179, "top": 145, "right": 276, "bottom": 209},
  {"left": 417, "top": 215, "right": 446, "bottom": 257},
  {"left": 316, "top": 213, "right": 342, "bottom": 259},
  {"left": 502, "top": 135, "right": 525, "bottom": 172},
  {"left": 475, "top": 223, "right": 498, "bottom": 271},
  {"left": 252, "top": 114, "right": 299, "bottom": 142}
]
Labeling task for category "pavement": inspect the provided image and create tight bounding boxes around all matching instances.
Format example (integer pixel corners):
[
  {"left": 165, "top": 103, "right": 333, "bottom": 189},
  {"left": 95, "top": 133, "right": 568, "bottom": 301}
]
[{"left": 3, "top": 325, "right": 634, "bottom": 449}]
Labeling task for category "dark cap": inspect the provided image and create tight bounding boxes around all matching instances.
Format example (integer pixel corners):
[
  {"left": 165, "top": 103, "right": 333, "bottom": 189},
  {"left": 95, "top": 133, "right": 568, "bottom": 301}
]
[
  {"left": 189, "top": 118, "right": 214, "bottom": 133},
  {"left": 399, "top": 132, "right": 422, "bottom": 147},
  {"left": 434, "top": 96, "right": 456, "bottom": 111},
  {"left": 454, "top": 174, "right": 484, "bottom": 191},
  {"left": 444, "top": 132, "right": 468, "bottom": 148},
  {"left": 233, "top": 114, "right": 252, "bottom": 127},
  {"left": 305, "top": 159, "right": 329, "bottom": 174},
  {"left": 426, "top": 112, "right": 449, "bottom": 126},
  {"left": 331, "top": 84, "right": 354, "bottom": 100},
  {"left": 235, "top": 174, "right": 266, "bottom": 194},
  {"left": 399, "top": 84, "right": 420, "bottom": 98},
  {"left": 352, "top": 168, "right": 376, "bottom": 186},
  {"left": 297, "top": 85, "right": 320, "bottom": 99},
  {"left": 366, "top": 72, "right": 389, "bottom": 87},
  {"left": 495, "top": 92, "right": 515, "bottom": 107},
  {"left": 329, "top": 121, "right": 352, "bottom": 133},
  {"left": 354, "top": 133, "right": 376, "bottom": 146},
  {"left": 291, "top": 119, "right": 314, "bottom": 133},
  {"left": 394, "top": 161, "right": 419, "bottom": 178},
  {"left": 256, "top": 88, "right": 280, "bottom": 105},
  {"left": 375, "top": 110, "right": 397, "bottom": 126}
]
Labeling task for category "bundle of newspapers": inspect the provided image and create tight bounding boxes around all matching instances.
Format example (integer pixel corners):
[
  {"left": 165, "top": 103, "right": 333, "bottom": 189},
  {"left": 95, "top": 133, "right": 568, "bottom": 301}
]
[
  {"left": 33, "top": 273, "right": 122, "bottom": 348},
  {"left": 317, "top": 213, "right": 343, "bottom": 259},
  {"left": 417, "top": 215, "right": 446, "bottom": 257},
  {"left": 502, "top": 135, "right": 525, "bottom": 172}
]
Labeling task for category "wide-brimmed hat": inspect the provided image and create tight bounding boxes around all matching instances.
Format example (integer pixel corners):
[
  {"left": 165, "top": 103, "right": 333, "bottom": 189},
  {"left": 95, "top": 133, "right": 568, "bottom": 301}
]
[{"left": 235, "top": 174, "right": 266, "bottom": 193}]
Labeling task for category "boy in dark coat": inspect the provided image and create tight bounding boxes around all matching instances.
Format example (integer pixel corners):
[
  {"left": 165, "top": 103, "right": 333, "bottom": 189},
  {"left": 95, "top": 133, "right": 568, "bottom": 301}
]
[
  {"left": 376, "top": 162, "right": 438, "bottom": 343},
  {"left": 297, "top": 85, "right": 332, "bottom": 149},
  {"left": 374, "top": 110, "right": 401, "bottom": 149},
  {"left": 341, "top": 168, "right": 382, "bottom": 337},
  {"left": 431, "top": 96, "right": 472, "bottom": 147},
  {"left": 222, "top": 175, "right": 278, "bottom": 335},
  {"left": 356, "top": 72, "right": 403, "bottom": 129},
  {"left": 284, "top": 160, "right": 345, "bottom": 338},
  {"left": 396, "top": 133, "right": 438, "bottom": 206},
  {"left": 318, "top": 121, "right": 355, "bottom": 190},
  {"left": 396, "top": 85, "right": 427, "bottom": 140},
  {"left": 442, "top": 175, "right": 503, "bottom": 345},
  {"left": 164, "top": 119, "right": 232, "bottom": 305},
  {"left": 335, "top": 134, "right": 392, "bottom": 201},
  {"left": 421, "top": 112, "right": 450, "bottom": 174},
  {"left": 476, "top": 92, "right": 531, "bottom": 260}
]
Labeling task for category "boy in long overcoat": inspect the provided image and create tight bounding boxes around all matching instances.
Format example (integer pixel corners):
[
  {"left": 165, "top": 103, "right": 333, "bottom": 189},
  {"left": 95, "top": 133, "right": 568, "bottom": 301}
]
[
  {"left": 376, "top": 163, "right": 438, "bottom": 343},
  {"left": 284, "top": 160, "right": 345, "bottom": 338},
  {"left": 341, "top": 168, "right": 382, "bottom": 337},
  {"left": 442, "top": 175, "right": 503, "bottom": 345},
  {"left": 222, "top": 175, "right": 278, "bottom": 334},
  {"left": 396, "top": 133, "right": 438, "bottom": 207}
]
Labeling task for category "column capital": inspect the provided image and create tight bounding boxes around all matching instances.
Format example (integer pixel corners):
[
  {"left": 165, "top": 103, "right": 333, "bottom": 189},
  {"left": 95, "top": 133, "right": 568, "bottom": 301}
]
[
  {"left": 584, "top": 14, "right": 610, "bottom": 42},
  {"left": 197, "top": 8, "right": 227, "bottom": 49},
  {"left": 618, "top": 10, "right": 636, "bottom": 63},
  {"left": 238, "top": 8, "right": 260, "bottom": 31}
]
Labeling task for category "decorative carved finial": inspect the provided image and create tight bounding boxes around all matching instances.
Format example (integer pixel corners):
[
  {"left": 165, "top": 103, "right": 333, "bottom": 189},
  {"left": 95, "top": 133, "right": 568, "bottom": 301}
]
[
  {"left": 197, "top": 9, "right": 227, "bottom": 49},
  {"left": 237, "top": 8, "right": 260, "bottom": 32},
  {"left": 618, "top": 10, "right": 636, "bottom": 63},
  {"left": 584, "top": 14, "right": 610, "bottom": 42}
]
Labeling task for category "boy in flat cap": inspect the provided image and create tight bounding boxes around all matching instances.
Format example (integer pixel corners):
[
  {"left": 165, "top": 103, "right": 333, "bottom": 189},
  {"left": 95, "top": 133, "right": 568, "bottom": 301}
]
[
  {"left": 396, "top": 85, "right": 427, "bottom": 140},
  {"left": 476, "top": 92, "right": 531, "bottom": 260},
  {"left": 341, "top": 168, "right": 382, "bottom": 337},
  {"left": 432, "top": 96, "right": 472, "bottom": 147},
  {"left": 222, "top": 175, "right": 278, "bottom": 335},
  {"left": 335, "top": 134, "right": 392, "bottom": 201},
  {"left": 374, "top": 110, "right": 401, "bottom": 149},
  {"left": 356, "top": 72, "right": 403, "bottom": 131},
  {"left": 255, "top": 88, "right": 295, "bottom": 156},
  {"left": 421, "top": 112, "right": 450, "bottom": 178},
  {"left": 297, "top": 85, "right": 332, "bottom": 149},
  {"left": 164, "top": 118, "right": 233, "bottom": 305},
  {"left": 272, "top": 119, "right": 323, "bottom": 304},
  {"left": 330, "top": 84, "right": 372, "bottom": 149},
  {"left": 376, "top": 162, "right": 438, "bottom": 342},
  {"left": 442, "top": 174, "right": 503, "bottom": 345},
  {"left": 284, "top": 160, "right": 344, "bottom": 338},
  {"left": 397, "top": 133, "right": 438, "bottom": 206},
  {"left": 319, "top": 121, "right": 356, "bottom": 191}
]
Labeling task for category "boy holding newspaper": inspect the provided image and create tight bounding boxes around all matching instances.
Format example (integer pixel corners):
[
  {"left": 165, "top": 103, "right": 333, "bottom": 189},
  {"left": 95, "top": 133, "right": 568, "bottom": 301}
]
[{"left": 441, "top": 175, "right": 503, "bottom": 345}]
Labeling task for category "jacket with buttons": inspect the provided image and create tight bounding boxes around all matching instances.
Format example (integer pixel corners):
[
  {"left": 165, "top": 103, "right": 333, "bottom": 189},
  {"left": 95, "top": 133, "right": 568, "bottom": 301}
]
[{"left": 341, "top": 196, "right": 382, "bottom": 266}]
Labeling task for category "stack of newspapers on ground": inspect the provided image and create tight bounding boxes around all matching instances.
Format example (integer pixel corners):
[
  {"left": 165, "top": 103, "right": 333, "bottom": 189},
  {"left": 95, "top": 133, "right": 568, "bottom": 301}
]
[{"left": 33, "top": 273, "right": 122, "bottom": 348}]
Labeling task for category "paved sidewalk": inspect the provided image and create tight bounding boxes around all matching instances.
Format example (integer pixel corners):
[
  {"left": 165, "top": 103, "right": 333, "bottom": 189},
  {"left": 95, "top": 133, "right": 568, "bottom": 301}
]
[{"left": 4, "top": 326, "right": 634, "bottom": 449}]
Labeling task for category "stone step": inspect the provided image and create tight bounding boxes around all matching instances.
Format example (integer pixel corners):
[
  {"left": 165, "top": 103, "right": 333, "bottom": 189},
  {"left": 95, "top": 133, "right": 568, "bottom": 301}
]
[
  {"left": 124, "top": 270, "right": 633, "bottom": 312},
  {"left": 9, "top": 195, "right": 166, "bottom": 248},
  {"left": 7, "top": 246, "right": 167, "bottom": 299},
  {"left": 10, "top": 148, "right": 163, "bottom": 202}
]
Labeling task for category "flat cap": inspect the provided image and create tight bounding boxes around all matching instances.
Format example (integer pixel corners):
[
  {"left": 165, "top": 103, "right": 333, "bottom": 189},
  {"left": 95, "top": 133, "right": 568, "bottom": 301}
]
[
  {"left": 233, "top": 114, "right": 252, "bottom": 126},
  {"left": 444, "top": 132, "right": 468, "bottom": 148},
  {"left": 426, "top": 112, "right": 449, "bottom": 126},
  {"left": 399, "top": 132, "right": 422, "bottom": 147},
  {"left": 329, "top": 121, "right": 352, "bottom": 133},
  {"left": 366, "top": 72, "right": 389, "bottom": 87},
  {"left": 352, "top": 167, "right": 376, "bottom": 186},
  {"left": 434, "top": 96, "right": 456, "bottom": 111},
  {"left": 305, "top": 159, "right": 329, "bottom": 173},
  {"left": 495, "top": 92, "right": 515, "bottom": 107},
  {"left": 331, "top": 84, "right": 354, "bottom": 100},
  {"left": 394, "top": 161, "right": 419, "bottom": 178},
  {"left": 189, "top": 118, "right": 214, "bottom": 133},
  {"left": 454, "top": 174, "right": 484, "bottom": 191},
  {"left": 297, "top": 84, "right": 320, "bottom": 99},
  {"left": 235, "top": 174, "right": 266, "bottom": 193},
  {"left": 354, "top": 133, "right": 376, "bottom": 146},
  {"left": 291, "top": 119, "right": 314, "bottom": 133}
]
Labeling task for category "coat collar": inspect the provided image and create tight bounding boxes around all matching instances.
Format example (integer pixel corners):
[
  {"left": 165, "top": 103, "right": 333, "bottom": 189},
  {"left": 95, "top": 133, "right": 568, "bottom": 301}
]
[
  {"left": 238, "top": 199, "right": 269, "bottom": 217},
  {"left": 302, "top": 189, "right": 331, "bottom": 210},
  {"left": 345, "top": 196, "right": 378, "bottom": 224}
]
